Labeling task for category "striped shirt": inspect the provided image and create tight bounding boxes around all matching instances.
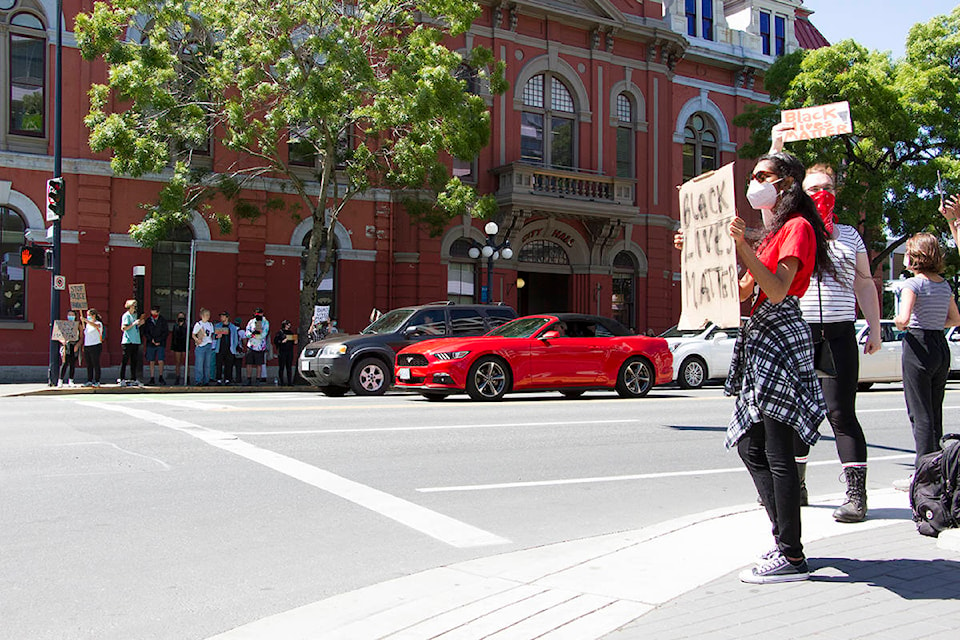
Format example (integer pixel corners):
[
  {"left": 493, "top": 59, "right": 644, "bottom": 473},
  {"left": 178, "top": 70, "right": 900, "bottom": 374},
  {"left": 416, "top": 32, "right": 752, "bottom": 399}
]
[
  {"left": 903, "top": 276, "right": 952, "bottom": 330},
  {"left": 799, "top": 224, "right": 866, "bottom": 323}
]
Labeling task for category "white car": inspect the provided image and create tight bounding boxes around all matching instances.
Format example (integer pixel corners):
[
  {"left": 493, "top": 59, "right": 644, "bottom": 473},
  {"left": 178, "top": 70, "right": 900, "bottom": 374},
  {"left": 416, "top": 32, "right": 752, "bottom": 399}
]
[
  {"left": 854, "top": 319, "right": 902, "bottom": 390},
  {"left": 661, "top": 322, "right": 741, "bottom": 389},
  {"left": 946, "top": 327, "right": 960, "bottom": 376}
]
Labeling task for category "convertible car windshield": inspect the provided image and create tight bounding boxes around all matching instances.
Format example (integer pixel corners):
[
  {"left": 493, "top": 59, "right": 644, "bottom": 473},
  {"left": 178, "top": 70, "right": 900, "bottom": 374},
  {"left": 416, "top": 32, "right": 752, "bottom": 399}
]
[{"left": 486, "top": 317, "right": 551, "bottom": 338}]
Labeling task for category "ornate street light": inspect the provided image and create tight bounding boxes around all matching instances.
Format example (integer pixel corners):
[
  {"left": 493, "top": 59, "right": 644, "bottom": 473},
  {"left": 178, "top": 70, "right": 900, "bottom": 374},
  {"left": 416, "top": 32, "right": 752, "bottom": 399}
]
[{"left": 466, "top": 221, "right": 513, "bottom": 303}]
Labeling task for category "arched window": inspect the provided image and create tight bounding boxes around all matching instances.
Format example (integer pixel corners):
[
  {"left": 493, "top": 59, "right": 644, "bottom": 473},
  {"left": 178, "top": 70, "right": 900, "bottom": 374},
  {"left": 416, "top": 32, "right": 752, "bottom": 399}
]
[
  {"left": 682, "top": 112, "right": 718, "bottom": 181},
  {"left": 616, "top": 93, "right": 634, "bottom": 179},
  {"left": 301, "top": 231, "right": 339, "bottom": 317},
  {"left": 447, "top": 237, "right": 477, "bottom": 303},
  {"left": 518, "top": 239, "right": 570, "bottom": 265},
  {"left": 521, "top": 73, "right": 576, "bottom": 169},
  {"left": 151, "top": 226, "right": 194, "bottom": 320},
  {"left": 0, "top": 205, "right": 26, "bottom": 320},
  {"left": 3, "top": 6, "right": 47, "bottom": 139},
  {"left": 612, "top": 251, "right": 637, "bottom": 331}
]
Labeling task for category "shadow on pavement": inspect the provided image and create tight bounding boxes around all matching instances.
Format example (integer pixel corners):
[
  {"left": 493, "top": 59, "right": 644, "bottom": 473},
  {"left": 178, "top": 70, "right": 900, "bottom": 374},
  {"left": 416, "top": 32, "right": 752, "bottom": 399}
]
[{"left": 810, "top": 556, "right": 960, "bottom": 599}]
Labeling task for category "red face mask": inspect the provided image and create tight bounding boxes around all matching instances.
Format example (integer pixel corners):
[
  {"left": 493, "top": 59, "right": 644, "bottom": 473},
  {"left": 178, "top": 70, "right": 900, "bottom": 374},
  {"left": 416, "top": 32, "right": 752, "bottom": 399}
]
[
  {"left": 811, "top": 190, "right": 836, "bottom": 234},
  {"left": 151, "top": 311, "right": 159, "bottom": 318}
]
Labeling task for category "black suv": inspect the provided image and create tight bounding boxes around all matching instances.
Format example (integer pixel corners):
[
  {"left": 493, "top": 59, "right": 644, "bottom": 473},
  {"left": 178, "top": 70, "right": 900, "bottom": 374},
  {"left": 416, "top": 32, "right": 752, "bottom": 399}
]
[{"left": 298, "top": 302, "right": 517, "bottom": 396}]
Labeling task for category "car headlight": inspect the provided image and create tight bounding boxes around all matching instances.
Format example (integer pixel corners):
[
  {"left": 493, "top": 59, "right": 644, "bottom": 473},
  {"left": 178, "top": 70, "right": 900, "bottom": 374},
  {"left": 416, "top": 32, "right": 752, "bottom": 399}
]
[
  {"left": 433, "top": 351, "right": 471, "bottom": 361},
  {"left": 321, "top": 343, "right": 347, "bottom": 356}
]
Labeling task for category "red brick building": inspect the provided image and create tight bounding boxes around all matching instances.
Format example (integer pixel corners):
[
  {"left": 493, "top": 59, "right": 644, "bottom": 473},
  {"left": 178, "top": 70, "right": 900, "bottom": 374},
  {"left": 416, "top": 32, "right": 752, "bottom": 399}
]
[{"left": 0, "top": 0, "right": 827, "bottom": 374}]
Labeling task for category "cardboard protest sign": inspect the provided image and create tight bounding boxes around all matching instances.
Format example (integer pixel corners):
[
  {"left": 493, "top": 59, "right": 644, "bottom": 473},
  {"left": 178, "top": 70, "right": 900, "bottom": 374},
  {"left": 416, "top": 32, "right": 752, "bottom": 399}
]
[
  {"left": 678, "top": 162, "right": 741, "bottom": 330},
  {"left": 68, "top": 284, "right": 87, "bottom": 310},
  {"left": 780, "top": 101, "right": 853, "bottom": 142},
  {"left": 51, "top": 320, "right": 80, "bottom": 343},
  {"left": 312, "top": 305, "right": 330, "bottom": 324}
]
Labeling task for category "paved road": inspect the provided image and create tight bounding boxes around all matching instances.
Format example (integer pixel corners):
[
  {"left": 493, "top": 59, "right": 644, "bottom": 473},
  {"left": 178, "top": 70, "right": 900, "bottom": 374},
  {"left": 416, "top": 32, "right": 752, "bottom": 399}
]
[{"left": 0, "top": 383, "right": 951, "bottom": 639}]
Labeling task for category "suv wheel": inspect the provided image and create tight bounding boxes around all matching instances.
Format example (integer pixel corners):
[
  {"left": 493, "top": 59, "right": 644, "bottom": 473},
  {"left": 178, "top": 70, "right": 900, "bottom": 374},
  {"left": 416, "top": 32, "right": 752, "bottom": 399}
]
[
  {"left": 351, "top": 357, "right": 389, "bottom": 396},
  {"left": 466, "top": 357, "right": 510, "bottom": 401}
]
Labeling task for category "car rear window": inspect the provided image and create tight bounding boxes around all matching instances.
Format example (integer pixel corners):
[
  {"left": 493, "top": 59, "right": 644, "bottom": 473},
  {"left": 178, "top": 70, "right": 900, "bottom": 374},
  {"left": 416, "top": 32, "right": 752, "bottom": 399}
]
[
  {"left": 450, "top": 309, "right": 486, "bottom": 336},
  {"left": 484, "top": 308, "right": 516, "bottom": 329}
]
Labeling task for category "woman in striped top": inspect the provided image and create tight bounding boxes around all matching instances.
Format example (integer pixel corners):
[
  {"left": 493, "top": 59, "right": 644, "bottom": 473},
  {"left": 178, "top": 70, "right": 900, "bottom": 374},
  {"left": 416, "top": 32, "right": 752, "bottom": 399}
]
[{"left": 893, "top": 233, "right": 960, "bottom": 488}]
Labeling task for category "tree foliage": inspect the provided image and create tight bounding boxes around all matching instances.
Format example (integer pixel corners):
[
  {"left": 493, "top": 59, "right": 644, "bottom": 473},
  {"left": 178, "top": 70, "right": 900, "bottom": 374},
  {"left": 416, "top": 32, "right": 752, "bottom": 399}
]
[
  {"left": 75, "top": 0, "right": 505, "bottom": 335},
  {"left": 734, "top": 7, "right": 960, "bottom": 272}
]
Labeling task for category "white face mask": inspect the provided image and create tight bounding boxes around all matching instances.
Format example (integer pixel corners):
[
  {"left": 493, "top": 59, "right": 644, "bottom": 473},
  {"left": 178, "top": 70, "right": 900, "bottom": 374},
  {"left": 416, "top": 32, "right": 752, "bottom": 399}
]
[
  {"left": 746, "top": 178, "right": 783, "bottom": 212},
  {"left": 87, "top": 315, "right": 94, "bottom": 322},
  {"left": 67, "top": 314, "right": 76, "bottom": 321}
]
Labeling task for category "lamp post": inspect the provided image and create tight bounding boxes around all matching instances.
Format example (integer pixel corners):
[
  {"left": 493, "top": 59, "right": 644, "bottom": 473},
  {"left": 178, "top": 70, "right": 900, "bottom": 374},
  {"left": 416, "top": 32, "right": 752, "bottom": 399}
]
[
  {"left": 47, "top": 0, "right": 63, "bottom": 385},
  {"left": 467, "top": 221, "right": 513, "bottom": 303}
]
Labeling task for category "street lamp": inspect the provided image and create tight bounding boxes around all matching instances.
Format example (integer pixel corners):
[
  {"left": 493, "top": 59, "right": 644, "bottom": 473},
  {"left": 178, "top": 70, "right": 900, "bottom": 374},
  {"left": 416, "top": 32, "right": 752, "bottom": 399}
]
[{"left": 466, "top": 221, "right": 513, "bottom": 303}]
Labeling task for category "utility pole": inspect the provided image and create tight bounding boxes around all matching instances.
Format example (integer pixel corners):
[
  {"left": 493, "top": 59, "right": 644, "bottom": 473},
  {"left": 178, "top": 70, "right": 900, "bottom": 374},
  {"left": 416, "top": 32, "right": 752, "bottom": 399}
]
[{"left": 47, "top": 0, "right": 63, "bottom": 385}]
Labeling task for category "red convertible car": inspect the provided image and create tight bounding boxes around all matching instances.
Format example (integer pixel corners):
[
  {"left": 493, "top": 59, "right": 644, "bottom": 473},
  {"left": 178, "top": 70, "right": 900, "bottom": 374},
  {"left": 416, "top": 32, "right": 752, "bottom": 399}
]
[{"left": 394, "top": 313, "right": 673, "bottom": 401}]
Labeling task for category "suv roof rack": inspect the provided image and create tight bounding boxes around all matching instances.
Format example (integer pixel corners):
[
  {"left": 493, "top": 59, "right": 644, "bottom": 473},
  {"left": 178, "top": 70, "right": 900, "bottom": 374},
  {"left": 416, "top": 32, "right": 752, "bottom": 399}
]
[{"left": 424, "top": 300, "right": 455, "bottom": 306}]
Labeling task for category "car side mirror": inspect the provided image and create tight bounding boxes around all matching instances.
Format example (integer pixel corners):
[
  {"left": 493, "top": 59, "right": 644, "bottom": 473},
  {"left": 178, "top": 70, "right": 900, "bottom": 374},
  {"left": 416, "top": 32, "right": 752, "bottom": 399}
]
[
  {"left": 540, "top": 330, "right": 560, "bottom": 341},
  {"left": 713, "top": 332, "right": 728, "bottom": 341},
  {"left": 404, "top": 326, "right": 421, "bottom": 337}
]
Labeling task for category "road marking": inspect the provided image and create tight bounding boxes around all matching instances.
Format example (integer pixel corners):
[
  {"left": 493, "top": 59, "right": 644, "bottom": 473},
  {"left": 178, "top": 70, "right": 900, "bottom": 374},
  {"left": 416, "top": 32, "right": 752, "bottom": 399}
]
[
  {"left": 240, "top": 419, "right": 652, "bottom": 436},
  {"left": 417, "top": 453, "right": 916, "bottom": 493},
  {"left": 77, "top": 401, "right": 510, "bottom": 549}
]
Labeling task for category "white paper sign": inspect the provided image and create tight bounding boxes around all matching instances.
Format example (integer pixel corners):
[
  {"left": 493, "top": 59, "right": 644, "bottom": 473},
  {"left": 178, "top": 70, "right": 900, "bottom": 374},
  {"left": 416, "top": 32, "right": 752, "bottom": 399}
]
[
  {"left": 678, "top": 162, "right": 741, "bottom": 330},
  {"left": 780, "top": 101, "right": 853, "bottom": 142},
  {"left": 312, "top": 305, "right": 330, "bottom": 324}
]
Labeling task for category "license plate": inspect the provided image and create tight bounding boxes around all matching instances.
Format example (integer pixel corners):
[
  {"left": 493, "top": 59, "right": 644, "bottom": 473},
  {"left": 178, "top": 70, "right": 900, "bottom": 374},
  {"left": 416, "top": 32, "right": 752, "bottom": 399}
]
[
  {"left": 397, "top": 367, "right": 410, "bottom": 381},
  {"left": 300, "top": 360, "right": 310, "bottom": 371}
]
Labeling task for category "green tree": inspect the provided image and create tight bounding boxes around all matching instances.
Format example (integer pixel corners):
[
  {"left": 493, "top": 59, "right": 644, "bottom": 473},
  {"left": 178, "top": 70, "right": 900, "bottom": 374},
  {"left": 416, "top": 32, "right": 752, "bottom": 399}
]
[
  {"left": 735, "top": 7, "right": 960, "bottom": 272},
  {"left": 75, "top": 0, "right": 506, "bottom": 338}
]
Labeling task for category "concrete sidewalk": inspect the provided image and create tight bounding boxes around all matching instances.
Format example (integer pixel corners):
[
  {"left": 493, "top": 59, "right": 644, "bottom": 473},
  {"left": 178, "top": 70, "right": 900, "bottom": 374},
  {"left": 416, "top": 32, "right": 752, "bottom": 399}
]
[
  {"left": 0, "top": 382, "right": 325, "bottom": 397},
  {"left": 206, "top": 489, "right": 960, "bottom": 640}
]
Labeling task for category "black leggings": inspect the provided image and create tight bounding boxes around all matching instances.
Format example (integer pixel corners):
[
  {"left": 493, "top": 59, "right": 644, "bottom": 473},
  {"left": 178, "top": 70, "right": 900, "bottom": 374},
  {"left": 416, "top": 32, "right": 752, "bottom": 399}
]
[
  {"left": 120, "top": 343, "right": 140, "bottom": 381},
  {"left": 59, "top": 349, "right": 76, "bottom": 382},
  {"left": 902, "top": 329, "right": 950, "bottom": 467},
  {"left": 794, "top": 322, "right": 867, "bottom": 465},
  {"left": 84, "top": 343, "right": 102, "bottom": 383},
  {"left": 738, "top": 415, "right": 804, "bottom": 559}
]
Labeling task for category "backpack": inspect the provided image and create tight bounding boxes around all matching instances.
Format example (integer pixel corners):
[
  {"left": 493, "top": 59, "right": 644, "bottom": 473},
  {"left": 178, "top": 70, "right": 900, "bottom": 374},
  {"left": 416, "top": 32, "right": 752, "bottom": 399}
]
[{"left": 910, "top": 434, "right": 960, "bottom": 537}]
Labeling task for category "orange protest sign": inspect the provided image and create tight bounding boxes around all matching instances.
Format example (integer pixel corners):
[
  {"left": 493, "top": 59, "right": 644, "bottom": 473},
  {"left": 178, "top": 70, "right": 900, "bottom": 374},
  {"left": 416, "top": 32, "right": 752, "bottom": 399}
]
[{"left": 780, "top": 101, "right": 853, "bottom": 142}]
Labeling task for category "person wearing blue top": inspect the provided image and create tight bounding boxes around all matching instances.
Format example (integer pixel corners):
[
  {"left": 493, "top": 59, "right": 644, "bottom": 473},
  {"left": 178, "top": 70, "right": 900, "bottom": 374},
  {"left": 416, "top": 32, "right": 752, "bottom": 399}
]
[
  {"left": 119, "top": 299, "right": 144, "bottom": 385},
  {"left": 214, "top": 311, "right": 241, "bottom": 385},
  {"left": 893, "top": 233, "right": 960, "bottom": 489}
]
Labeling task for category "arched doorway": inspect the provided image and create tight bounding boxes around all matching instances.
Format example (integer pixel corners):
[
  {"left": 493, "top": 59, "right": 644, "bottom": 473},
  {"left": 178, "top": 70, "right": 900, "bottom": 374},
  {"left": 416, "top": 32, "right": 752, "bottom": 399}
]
[
  {"left": 300, "top": 231, "right": 339, "bottom": 319},
  {"left": 517, "top": 239, "right": 570, "bottom": 315},
  {"left": 151, "top": 225, "right": 193, "bottom": 320},
  {"left": 612, "top": 251, "right": 638, "bottom": 331}
]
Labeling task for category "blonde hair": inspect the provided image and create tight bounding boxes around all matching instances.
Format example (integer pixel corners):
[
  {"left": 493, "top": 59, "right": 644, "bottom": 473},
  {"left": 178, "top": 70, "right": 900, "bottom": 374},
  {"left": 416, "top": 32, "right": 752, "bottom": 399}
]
[
  {"left": 124, "top": 299, "right": 137, "bottom": 309},
  {"left": 806, "top": 163, "right": 835, "bottom": 179},
  {"left": 905, "top": 233, "right": 944, "bottom": 274}
]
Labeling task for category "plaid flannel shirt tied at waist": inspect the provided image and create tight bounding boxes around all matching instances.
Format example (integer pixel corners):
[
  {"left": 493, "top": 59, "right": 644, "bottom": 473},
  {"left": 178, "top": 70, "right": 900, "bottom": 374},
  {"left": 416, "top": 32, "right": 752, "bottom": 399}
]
[{"left": 724, "top": 296, "right": 826, "bottom": 449}]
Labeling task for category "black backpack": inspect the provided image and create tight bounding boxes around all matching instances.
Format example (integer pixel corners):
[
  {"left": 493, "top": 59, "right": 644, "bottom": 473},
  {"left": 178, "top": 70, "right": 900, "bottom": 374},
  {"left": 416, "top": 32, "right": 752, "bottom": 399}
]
[{"left": 910, "top": 434, "right": 960, "bottom": 537}]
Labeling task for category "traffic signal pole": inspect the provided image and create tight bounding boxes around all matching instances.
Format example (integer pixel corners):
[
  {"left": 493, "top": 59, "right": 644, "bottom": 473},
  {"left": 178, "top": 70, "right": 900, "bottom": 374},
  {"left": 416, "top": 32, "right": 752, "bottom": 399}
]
[{"left": 47, "top": 0, "right": 63, "bottom": 385}]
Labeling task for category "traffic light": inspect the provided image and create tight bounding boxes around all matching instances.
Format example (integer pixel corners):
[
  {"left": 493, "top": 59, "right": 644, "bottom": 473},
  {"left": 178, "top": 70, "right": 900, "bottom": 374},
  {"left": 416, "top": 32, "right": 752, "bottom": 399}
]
[
  {"left": 20, "top": 245, "right": 45, "bottom": 267},
  {"left": 46, "top": 177, "right": 64, "bottom": 221}
]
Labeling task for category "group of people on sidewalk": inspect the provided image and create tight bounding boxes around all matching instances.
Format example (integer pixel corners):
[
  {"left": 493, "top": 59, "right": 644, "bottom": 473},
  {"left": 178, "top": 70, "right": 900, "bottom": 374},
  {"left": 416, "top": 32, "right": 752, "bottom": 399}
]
[
  {"left": 54, "top": 302, "right": 321, "bottom": 388},
  {"left": 675, "top": 123, "right": 960, "bottom": 585}
]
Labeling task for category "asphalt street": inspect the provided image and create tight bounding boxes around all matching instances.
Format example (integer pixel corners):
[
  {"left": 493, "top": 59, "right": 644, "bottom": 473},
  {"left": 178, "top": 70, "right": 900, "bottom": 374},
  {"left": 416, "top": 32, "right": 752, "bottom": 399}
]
[{"left": 0, "top": 382, "right": 952, "bottom": 640}]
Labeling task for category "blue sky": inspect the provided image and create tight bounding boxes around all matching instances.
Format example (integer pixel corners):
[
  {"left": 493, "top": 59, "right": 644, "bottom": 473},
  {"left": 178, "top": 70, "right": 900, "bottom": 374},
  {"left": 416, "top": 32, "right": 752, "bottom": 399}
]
[{"left": 802, "top": 1, "right": 959, "bottom": 59}]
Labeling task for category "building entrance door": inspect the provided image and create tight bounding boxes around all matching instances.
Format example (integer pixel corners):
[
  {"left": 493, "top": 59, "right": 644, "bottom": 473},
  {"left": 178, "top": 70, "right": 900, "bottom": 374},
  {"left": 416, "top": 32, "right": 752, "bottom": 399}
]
[{"left": 518, "top": 271, "right": 569, "bottom": 315}]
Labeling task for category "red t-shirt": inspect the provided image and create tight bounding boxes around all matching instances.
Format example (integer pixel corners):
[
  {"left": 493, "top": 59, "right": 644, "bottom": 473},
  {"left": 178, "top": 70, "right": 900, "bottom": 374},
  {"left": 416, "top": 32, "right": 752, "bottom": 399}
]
[{"left": 753, "top": 214, "right": 816, "bottom": 304}]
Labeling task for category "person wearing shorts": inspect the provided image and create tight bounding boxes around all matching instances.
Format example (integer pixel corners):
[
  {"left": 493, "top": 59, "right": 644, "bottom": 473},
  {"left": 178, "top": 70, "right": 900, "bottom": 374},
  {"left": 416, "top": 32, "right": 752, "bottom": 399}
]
[
  {"left": 244, "top": 307, "right": 269, "bottom": 386},
  {"left": 142, "top": 305, "right": 169, "bottom": 385}
]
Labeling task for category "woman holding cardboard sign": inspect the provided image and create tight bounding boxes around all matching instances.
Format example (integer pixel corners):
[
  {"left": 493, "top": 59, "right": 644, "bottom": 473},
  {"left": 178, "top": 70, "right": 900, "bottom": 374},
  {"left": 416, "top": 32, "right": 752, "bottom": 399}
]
[{"left": 677, "top": 152, "right": 833, "bottom": 583}]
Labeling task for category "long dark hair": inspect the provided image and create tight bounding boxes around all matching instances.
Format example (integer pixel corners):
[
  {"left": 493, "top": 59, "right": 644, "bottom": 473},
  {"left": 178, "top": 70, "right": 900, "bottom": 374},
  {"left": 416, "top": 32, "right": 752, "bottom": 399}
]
[{"left": 758, "top": 152, "right": 835, "bottom": 278}]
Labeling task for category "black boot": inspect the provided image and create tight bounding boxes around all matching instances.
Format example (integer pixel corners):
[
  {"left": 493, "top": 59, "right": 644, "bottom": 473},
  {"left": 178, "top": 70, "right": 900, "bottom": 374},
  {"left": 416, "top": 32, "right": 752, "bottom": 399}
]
[
  {"left": 797, "top": 462, "right": 808, "bottom": 507},
  {"left": 833, "top": 466, "right": 867, "bottom": 523}
]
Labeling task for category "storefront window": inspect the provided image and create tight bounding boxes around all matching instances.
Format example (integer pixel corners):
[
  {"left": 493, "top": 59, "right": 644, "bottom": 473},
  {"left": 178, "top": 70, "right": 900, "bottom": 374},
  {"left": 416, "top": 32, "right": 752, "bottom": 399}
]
[
  {"left": 447, "top": 238, "right": 476, "bottom": 303},
  {"left": 612, "top": 251, "right": 637, "bottom": 331},
  {"left": 150, "top": 226, "right": 193, "bottom": 320}
]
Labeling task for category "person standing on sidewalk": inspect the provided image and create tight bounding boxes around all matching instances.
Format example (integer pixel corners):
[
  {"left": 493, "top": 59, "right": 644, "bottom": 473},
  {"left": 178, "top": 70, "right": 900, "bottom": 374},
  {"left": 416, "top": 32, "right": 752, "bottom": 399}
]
[
  {"left": 892, "top": 233, "right": 960, "bottom": 488},
  {"left": 214, "top": 311, "right": 240, "bottom": 385},
  {"left": 170, "top": 313, "right": 188, "bottom": 385},
  {"left": 119, "top": 299, "right": 144, "bottom": 385},
  {"left": 273, "top": 320, "right": 297, "bottom": 386},
  {"left": 769, "top": 124, "right": 883, "bottom": 523},
  {"left": 244, "top": 307, "right": 269, "bottom": 386},
  {"left": 677, "top": 152, "right": 831, "bottom": 583},
  {"left": 79, "top": 308, "right": 104, "bottom": 387},
  {"left": 57, "top": 310, "right": 81, "bottom": 387},
  {"left": 192, "top": 308, "right": 215, "bottom": 386},
  {"left": 142, "top": 305, "right": 169, "bottom": 385}
]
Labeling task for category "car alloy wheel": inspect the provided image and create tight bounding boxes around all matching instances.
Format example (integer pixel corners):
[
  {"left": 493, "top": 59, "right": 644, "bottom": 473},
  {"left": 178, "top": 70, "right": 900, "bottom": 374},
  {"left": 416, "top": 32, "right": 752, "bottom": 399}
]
[
  {"left": 467, "top": 357, "right": 510, "bottom": 401},
  {"left": 617, "top": 357, "right": 653, "bottom": 398},
  {"left": 679, "top": 357, "right": 706, "bottom": 389},
  {"left": 351, "top": 357, "right": 388, "bottom": 395}
]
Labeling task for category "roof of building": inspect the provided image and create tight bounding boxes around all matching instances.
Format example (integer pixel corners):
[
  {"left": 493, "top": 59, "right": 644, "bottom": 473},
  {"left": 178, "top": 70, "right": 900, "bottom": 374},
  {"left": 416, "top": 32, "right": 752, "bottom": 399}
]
[{"left": 795, "top": 7, "right": 831, "bottom": 50}]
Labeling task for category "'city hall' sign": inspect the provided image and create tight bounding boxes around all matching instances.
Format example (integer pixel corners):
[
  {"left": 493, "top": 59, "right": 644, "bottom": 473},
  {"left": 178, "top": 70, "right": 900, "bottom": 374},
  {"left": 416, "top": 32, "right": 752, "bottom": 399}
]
[{"left": 678, "top": 162, "right": 740, "bottom": 330}]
